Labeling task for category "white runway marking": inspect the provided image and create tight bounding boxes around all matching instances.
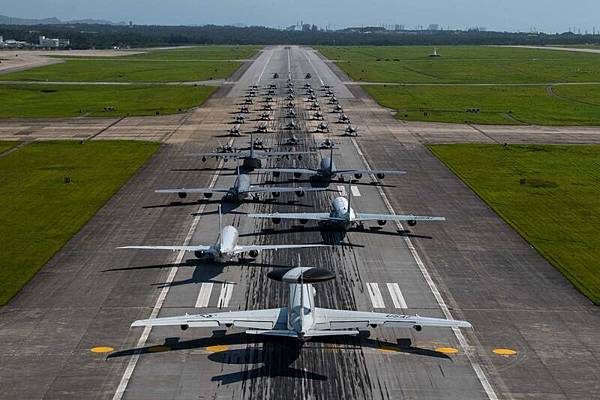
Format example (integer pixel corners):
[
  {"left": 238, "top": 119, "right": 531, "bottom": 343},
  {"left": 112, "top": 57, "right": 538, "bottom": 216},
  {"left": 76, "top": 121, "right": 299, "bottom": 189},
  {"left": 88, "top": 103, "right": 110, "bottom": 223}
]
[
  {"left": 387, "top": 283, "right": 408, "bottom": 309},
  {"left": 217, "top": 283, "right": 235, "bottom": 308},
  {"left": 195, "top": 283, "right": 214, "bottom": 308},
  {"left": 350, "top": 137, "right": 498, "bottom": 400},
  {"left": 350, "top": 185, "right": 361, "bottom": 197},
  {"left": 366, "top": 283, "right": 385, "bottom": 308},
  {"left": 337, "top": 185, "right": 346, "bottom": 196}
]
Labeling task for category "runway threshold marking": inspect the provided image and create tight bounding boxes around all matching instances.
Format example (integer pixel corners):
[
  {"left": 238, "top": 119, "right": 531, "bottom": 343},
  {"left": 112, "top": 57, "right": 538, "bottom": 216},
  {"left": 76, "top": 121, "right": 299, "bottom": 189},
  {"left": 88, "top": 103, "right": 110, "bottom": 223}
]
[
  {"left": 386, "top": 283, "right": 408, "bottom": 309},
  {"left": 366, "top": 282, "right": 385, "bottom": 308},
  {"left": 195, "top": 282, "right": 214, "bottom": 308},
  {"left": 112, "top": 143, "right": 231, "bottom": 400},
  {"left": 217, "top": 282, "right": 235, "bottom": 308},
  {"left": 349, "top": 137, "right": 499, "bottom": 400}
]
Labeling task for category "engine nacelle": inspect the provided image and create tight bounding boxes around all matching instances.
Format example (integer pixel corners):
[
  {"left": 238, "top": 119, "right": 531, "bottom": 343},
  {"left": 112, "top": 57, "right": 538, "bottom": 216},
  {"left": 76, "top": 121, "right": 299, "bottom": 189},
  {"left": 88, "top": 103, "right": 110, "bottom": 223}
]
[
  {"left": 354, "top": 173, "right": 363, "bottom": 179},
  {"left": 272, "top": 192, "right": 281, "bottom": 198},
  {"left": 180, "top": 324, "right": 189, "bottom": 331},
  {"left": 376, "top": 173, "right": 385, "bottom": 179},
  {"left": 413, "top": 325, "right": 422, "bottom": 332},
  {"left": 194, "top": 250, "right": 207, "bottom": 258},
  {"left": 294, "top": 172, "right": 302, "bottom": 178},
  {"left": 272, "top": 217, "right": 281, "bottom": 224},
  {"left": 295, "top": 190, "right": 305, "bottom": 197},
  {"left": 248, "top": 250, "right": 259, "bottom": 258},
  {"left": 201, "top": 156, "right": 207, "bottom": 162},
  {"left": 377, "top": 220, "right": 387, "bottom": 226},
  {"left": 297, "top": 155, "right": 303, "bottom": 161},
  {"left": 407, "top": 220, "right": 417, "bottom": 227},
  {"left": 178, "top": 192, "right": 187, "bottom": 199},
  {"left": 203, "top": 192, "right": 213, "bottom": 198},
  {"left": 273, "top": 171, "right": 281, "bottom": 178},
  {"left": 299, "top": 218, "right": 308, "bottom": 224}
]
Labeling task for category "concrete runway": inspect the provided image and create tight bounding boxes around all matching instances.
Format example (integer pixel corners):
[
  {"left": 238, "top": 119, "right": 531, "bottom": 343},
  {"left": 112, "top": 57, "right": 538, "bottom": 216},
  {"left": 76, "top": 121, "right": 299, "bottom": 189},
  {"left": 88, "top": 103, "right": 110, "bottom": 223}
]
[{"left": 1, "top": 46, "right": 599, "bottom": 400}]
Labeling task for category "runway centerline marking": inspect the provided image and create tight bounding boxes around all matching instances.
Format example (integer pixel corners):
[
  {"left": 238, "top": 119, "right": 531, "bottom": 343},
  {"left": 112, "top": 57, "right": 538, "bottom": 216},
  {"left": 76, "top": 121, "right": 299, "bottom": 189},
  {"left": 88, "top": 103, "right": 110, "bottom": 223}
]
[
  {"left": 366, "top": 282, "right": 385, "bottom": 308},
  {"left": 387, "top": 283, "right": 408, "bottom": 309},
  {"left": 195, "top": 282, "right": 214, "bottom": 308},
  {"left": 112, "top": 142, "right": 231, "bottom": 400},
  {"left": 349, "top": 136, "right": 499, "bottom": 400},
  {"left": 303, "top": 50, "right": 324, "bottom": 86},
  {"left": 217, "top": 282, "right": 235, "bottom": 308},
  {"left": 350, "top": 185, "right": 361, "bottom": 197},
  {"left": 257, "top": 49, "right": 274, "bottom": 83}
]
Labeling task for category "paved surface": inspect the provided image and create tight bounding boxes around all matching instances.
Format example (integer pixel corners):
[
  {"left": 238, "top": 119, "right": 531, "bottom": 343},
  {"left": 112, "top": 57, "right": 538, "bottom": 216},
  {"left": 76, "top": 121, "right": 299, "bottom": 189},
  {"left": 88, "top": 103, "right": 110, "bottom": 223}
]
[
  {"left": 505, "top": 45, "right": 600, "bottom": 55},
  {"left": 0, "top": 45, "right": 599, "bottom": 400}
]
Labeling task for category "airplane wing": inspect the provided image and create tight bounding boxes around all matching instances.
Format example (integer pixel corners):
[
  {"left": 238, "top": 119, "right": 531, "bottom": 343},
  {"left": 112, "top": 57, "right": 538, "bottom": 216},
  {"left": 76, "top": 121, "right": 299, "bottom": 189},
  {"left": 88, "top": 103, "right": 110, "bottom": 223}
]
[
  {"left": 187, "top": 151, "right": 247, "bottom": 159},
  {"left": 336, "top": 169, "right": 407, "bottom": 176},
  {"left": 233, "top": 243, "right": 328, "bottom": 255},
  {"left": 117, "top": 245, "right": 212, "bottom": 252},
  {"left": 313, "top": 308, "right": 471, "bottom": 330},
  {"left": 257, "top": 151, "right": 313, "bottom": 158},
  {"left": 254, "top": 168, "right": 318, "bottom": 175},
  {"left": 354, "top": 213, "right": 446, "bottom": 222},
  {"left": 155, "top": 188, "right": 231, "bottom": 194},
  {"left": 132, "top": 308, "right": 287, "bottom": 331},
  {"left": 246, "top": 187, "right": 327, "bottom": 194},
  {"left": 247, "top": 212, "right": 332, "bottom": 221}
]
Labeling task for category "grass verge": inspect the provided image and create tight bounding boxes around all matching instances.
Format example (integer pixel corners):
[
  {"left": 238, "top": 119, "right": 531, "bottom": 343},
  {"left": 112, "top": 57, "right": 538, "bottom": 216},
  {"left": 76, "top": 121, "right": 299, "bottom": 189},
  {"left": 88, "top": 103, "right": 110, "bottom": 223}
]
[
  {"left": 428, "top": 143, "right": 600, "bottom": 304},
  {"left": 0, "top": 140, "right": 159, "bottom": 304}
]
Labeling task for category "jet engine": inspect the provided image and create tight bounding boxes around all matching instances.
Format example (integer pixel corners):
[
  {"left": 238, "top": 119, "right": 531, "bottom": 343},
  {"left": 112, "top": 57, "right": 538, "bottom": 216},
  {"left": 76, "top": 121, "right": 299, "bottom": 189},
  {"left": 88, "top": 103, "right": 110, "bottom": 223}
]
[
  {"left": 272, "top": 217, "right": 281, "bottom": 224},
  {"left": 376, "top": 173, "right": 385, "bottom": 179},
  {"left": 180, "top": 324, "right": 189, "bottom": 331},
  {"left": 413, "top": 325, "right": 422, "bottom": 332},
  {"left": 178, "top": 192, "right": 187, "bottom": 199},
  {"left": 194, "top": 250, "right": 207, "bottom": 258},
  {"left": 295, "top": 190, "right": 305, "bottom": 197},
  {"left": 273, "top": 171, "right": 281, "bottom": 178},
  {"left": 407, "top": 220, "right": 417, "bottom": 227},
  {"left": 354, "top": 173, "right": 363, "bottom": 179},
  {"left": 201, "top": 156, "right": 207, "bottom": 162},
  {"left": 272, "top": 192, "right": 281, "bottom": 198},
  {"left": 294, "top": 172, "right": 302, "bottom": 178},
  {"left": 377, "top": 220, "right": 387, "bottom": 226},
  {"left": 299, "top": 219, "right": 308, "bottom": 224},
  {"left": 248, "top": 250, "right": 259, "bottom": 258},
  {"left": 203, "top": 193, "right": 213, "bottom": 198}
]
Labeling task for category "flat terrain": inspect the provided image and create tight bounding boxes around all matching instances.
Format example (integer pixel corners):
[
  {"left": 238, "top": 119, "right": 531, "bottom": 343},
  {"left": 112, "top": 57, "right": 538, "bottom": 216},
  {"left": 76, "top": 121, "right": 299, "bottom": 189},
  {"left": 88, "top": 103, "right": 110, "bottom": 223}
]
[
  {"left": 0, "top": 46, "right": 599, "bottom": 400},
  {"left": 429, "top": 143, "right": 600, "bottom": 304},
  {"left": 0, "top": 84, "right": 216, "bottom": 118},
  {"left": 0, "top": 46, "right": 259, "bottom": 83},
  {"left": 0, "top": 140, "right": 159, "bottom": 304},
  {"left": 0, "top": 141, "right": 19, "bottom": 153},
  {"left": 319, "top": 45, "right": 600, "bottom": 125}
]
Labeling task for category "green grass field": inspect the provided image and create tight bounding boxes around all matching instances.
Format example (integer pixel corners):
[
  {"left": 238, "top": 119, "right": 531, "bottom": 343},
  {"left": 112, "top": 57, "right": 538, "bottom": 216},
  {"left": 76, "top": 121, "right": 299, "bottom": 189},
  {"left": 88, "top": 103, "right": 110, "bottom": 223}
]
[
  {"left": 319, "top": 45, "right": 600, "bottom": 125},
  {"left": 0, "top": 140, "right": 159, "bottom": 304},
  {"left": 0, "top": 45, "right": 259, "bottom": 82},
  {"left": 0, "top": 84, "right": 216, "bottom": 118},
  {"left": 364, "top": 84, "right": 600, "bottom": 125},
  {"left": 0, "top": 141, "right": 20, "bottom": 153},
  {"left": 428, "top": 144, "right": 600, "bottom": 304}
]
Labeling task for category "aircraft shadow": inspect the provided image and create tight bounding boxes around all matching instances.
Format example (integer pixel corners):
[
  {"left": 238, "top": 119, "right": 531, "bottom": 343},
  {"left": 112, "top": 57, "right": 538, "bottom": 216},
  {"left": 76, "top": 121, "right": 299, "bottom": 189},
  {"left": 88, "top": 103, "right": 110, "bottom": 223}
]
[{"left": 239, "top": 225, "right": 432, "bottom": 242}]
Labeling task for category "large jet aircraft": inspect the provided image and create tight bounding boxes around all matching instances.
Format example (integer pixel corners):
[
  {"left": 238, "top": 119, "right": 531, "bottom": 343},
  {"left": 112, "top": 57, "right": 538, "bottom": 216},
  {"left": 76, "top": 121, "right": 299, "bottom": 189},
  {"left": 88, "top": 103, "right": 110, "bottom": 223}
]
[
  {"left": 256, "top": 147, "right": 405, "bottom": 181},
  {"left": 190, "top": 135, "right": 312, "bottom": 169},
  {"left": 248, "top": 183, "right": 445, "bottom": 229},
  {"left": 119, "top": 207, "right": 327, "bottom": 263},
  {"left": 155, "top": 169, "right": 327, "bottom": 201},
  {"left": 130, "top": 267, "right": 471, "bottom": 340}
]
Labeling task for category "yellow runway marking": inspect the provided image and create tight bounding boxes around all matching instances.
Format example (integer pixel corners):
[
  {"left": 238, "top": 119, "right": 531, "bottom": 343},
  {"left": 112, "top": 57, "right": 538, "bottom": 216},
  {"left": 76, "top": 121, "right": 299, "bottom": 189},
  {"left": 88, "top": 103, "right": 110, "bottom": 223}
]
[
  {"left": 378, "top": 345, "right": 400, "bottom": 353},
  {"left": 147, "top": 345, "right": 171, "bottom": 353},
  {"left": 90, "top": 346, "right": 114, "bottom": 353},
  {"left": 493, "top": 348, "right": 517, "bottom": 356},
  {"left": 435, "top": 347, "right": 459, "bottom": 354},
  {"left": 205, "top": 345, "right": 229, "bottom": 352}
]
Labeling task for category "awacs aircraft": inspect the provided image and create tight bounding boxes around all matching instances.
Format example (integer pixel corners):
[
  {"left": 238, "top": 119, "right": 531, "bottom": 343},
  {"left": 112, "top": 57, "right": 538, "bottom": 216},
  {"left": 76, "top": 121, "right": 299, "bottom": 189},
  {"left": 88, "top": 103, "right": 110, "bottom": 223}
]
[
  {"left": 130, "top": 267, "right": 471, "bottom": 340},
  {"left": 190, "top": 134, "right": 312, "bottom": 169},
  {"left": 119, "top": 208, "right": 328, "bottom": 264},
  {"left": 256, "top": 147, "right": 405, "bottom": 181},
  {"left": 155, "top": 169, "right": 326, "bottom": 201},
  {"left": 249, "top": 182, "right": 445, "bottom": 229}
]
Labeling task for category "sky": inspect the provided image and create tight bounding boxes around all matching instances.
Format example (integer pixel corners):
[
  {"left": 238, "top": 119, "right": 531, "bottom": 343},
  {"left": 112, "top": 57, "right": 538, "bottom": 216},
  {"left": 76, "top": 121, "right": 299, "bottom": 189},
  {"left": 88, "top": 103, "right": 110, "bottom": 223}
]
[{"left": 3, "top": 0, "right": 600, "bottom": 33}]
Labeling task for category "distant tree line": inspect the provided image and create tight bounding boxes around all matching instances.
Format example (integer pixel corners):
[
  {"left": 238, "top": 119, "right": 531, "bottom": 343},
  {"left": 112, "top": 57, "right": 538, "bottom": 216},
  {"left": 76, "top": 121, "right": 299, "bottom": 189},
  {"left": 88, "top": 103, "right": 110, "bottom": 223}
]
[{"left": 1, "top": 23, "right": 599, "bottom": 49}]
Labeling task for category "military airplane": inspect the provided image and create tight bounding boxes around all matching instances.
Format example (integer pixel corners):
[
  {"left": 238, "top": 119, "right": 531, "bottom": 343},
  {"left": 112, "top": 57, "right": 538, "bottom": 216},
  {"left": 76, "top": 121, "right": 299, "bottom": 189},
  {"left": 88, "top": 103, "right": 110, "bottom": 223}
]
[
  {"left": 285, "top": 135, "right": 301, "bottom": 146},
  {"left": 255, "top": 122, "right": 269, "bottom": 133},
  {"left": 344, "top": 125, "right": 359, "bottom": 136},
  {"left": 249, "top": 182, "right": 445, "bottom": 229},
  {"left": 337, "top": 114, "right": 351, "bottom": 123},
  {"left": 315, "top": 122, "right": 329, "bottom": 132},
  {"left": 228, "top": 124, "right": 241, "bottom": 137},
  {"left": 130, "top": 266, "right": 471, "bottom": 339},
  {"left": 119, "top": 207, "right": 327, "bottom": 264},
  {"left": 256, "top": 146, "right": 405, "bottom": 181},
  {"left": 313, "top": 111, "right": 324, "bottom": 120}
]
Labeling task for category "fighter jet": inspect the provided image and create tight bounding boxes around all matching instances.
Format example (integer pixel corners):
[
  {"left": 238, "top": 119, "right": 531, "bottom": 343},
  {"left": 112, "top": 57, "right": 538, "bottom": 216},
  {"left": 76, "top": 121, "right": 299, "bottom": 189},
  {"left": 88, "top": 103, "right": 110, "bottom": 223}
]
[
  {"left": 268, "top": 83, "right": 277, "bottom": 89},
  {"left": 304, "top": 82, "right": 311, "bottom": 89},
  {"left": 333, "top": 104, "right": 344, "bottom": 113},
  {"left": 315, "top": 122, "right": 329, "bottom": 132},
  {"left": 324, "top": 89, "right": 334, "bottom": 97},
  {"left": 285, "top": 120, "right": 299, "bottom": 130},
  {"left": 285, "top": 101, "right": 295, "bottom": 109},
  {"left": 215, "top": 141, "right": 235, "bottom": 153},
  {"left": 155, "top": 169, "right": 326, "bottom": 201},
  {"left": 256, "top": 147, "right": 405, "bottom": 181},
  {"left": 239, "top": 106, "right": 250, "bottom": 114},
  {"left": 307, "top": 93, "right": 317, "bottom": 101},
  {"left": 319, "top": 138, "right": 335, "bottom": 149},
  {"left": 266, "top": 89, "right": 276, "bottom": 95},
  {"left": 286, "top": 109, "right": 297, "bottom": 118},
  {"left": 264, "top": 96, "right": 274, "bottom": 103},
  {"left": 310, "top": 101, "right": 320, "bottom": 110},
  {"left": 273, "top": 72, "right": 279, "bottom": 79},
  {"left": 305, "top": 72, "right": 312, "bottom": 79},
  {"left": 234, "top": 114, "right": 246, "bottom": 124},
  {"left": 243, "top": 97, "right": 253, "bottom": 104},
  {"left": 119, "top": 207, "right": 327, "bottom": 264},
  {"left": 130, "top": 266, "right": 471, "bottom": 339},
  {"left": 255, "top": 122, "right": 269, "bottom": 133},
  {"left": 261, "top": 104, "right": 273, "bottom": 111},
  {"left": 344, "top": 125, "right": 359, "bottom": 136},
  {"left": 321, "top": 84, "right": 331, "bottom": 90},
  {"left": 337, "top": 114, "right": 351, "bottom": 124},
  {"left": 329, "top": 96, "right": 339, "bottom": 104},
  {"left": 228, "top": 124, "right": 241, "bottom": 137},
  {"left": 259, "top": 112, "right": 271, "bottom": 121},
  {"left": 313, "top": 111, "right": 324, "bottom": 120},
  {"left": 191, "top": 134, "right": 312, "bottom": 169},
  {"left": 286, "top": 94, "right": 295, "bottom": 101},
  {"left": 285, "top": 135, "right": 301, "bottom": 146},
  {"left": 249, "top": 182, "right": 445, "bottom": 229}
]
